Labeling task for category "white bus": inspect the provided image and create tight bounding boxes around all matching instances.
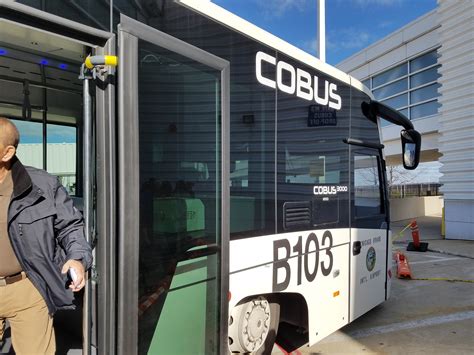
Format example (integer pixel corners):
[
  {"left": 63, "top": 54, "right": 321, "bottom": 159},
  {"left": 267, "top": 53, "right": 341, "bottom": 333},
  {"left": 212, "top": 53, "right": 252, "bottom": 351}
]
[{"left": 0, "top": 1, "right": 420, "bottom": 354}]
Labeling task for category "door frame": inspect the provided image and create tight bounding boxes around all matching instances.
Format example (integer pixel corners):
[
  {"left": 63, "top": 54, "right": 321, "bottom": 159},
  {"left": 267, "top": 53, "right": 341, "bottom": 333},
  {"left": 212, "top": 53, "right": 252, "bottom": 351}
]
[
  {"left": 117, "top": 14, "right": 230, "bottom": 355},
  {"left": 0, "top": 2, "right": 116, "bottom": 355}
]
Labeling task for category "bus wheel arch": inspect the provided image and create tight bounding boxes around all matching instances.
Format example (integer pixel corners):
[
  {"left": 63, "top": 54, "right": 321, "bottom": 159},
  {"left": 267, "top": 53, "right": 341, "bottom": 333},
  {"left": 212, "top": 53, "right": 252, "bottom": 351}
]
[{"left": 228, "top": 294, "right": 280, "bottom": 354}]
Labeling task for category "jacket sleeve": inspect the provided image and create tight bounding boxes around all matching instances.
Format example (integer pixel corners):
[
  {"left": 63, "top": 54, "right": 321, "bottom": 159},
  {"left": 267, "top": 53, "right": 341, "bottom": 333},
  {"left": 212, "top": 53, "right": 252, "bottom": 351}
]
[{"left": 53, "top": 178, "right": 93, "bottom": 270}]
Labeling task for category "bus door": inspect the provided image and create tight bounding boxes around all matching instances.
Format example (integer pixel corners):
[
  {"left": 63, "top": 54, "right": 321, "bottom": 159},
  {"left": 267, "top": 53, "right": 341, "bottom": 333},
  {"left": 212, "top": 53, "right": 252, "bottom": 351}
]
[
  {"left": 350, "top": 147, "right": 388, "bottom": 322},
  {"left": 116, "top": 15, "right": 230, "bottom": 355}
]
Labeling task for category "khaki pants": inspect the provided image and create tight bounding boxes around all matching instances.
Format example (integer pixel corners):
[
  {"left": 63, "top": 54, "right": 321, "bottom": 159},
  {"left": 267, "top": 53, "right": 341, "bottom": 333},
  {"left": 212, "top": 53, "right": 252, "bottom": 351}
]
[{"left": 0, "top": 277, "right": 55, "bottom": 355}]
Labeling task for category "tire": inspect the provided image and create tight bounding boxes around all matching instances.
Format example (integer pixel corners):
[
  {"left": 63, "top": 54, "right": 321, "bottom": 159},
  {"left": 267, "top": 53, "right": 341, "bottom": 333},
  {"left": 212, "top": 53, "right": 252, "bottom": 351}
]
[{"left": 253, "top": 301, "right": 280, "bottom": 355}]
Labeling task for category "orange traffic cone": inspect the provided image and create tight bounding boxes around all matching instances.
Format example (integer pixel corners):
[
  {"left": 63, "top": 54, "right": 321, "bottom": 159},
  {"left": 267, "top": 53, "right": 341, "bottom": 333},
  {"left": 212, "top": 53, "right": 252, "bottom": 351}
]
[
  {"left": 395, "top": 251, "right": 412, "bottom": 279},
  {"left": 407, "top": 220, "right": 429, "bottom": 252}
]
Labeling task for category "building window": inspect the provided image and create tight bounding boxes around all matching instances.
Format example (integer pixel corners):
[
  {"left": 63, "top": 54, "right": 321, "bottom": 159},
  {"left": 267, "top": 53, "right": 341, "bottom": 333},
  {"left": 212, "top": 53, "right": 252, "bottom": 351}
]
[{"left": 363, "top": 49, "right": 441, "bottom": 126}]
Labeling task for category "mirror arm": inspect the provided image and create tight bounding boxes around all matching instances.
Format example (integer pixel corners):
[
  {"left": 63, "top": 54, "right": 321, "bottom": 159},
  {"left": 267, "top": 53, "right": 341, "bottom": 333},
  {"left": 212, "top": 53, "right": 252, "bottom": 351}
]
[
  {"left": 364, "top": 100, "right": 414, "bottom": 130},
  {"left": 343, "top": 138, "right": 384, "bottom": 150}
]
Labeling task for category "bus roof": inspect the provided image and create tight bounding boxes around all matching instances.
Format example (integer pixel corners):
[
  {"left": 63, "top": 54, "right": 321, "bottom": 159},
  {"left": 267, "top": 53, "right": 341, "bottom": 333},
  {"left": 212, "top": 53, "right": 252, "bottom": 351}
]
[{"left": 177, "top": 0, "right": 373, "bottom": 99}]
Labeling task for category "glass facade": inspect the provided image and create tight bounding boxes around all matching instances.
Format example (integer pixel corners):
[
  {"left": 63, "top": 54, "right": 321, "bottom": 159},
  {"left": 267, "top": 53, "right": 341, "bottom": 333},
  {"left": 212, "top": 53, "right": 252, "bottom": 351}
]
[
  {"left": 363, "top": 50, "right": 441, "bottom": 126},
  {"left": 276, "top": 54, "right": 351, "bottom": 233}
]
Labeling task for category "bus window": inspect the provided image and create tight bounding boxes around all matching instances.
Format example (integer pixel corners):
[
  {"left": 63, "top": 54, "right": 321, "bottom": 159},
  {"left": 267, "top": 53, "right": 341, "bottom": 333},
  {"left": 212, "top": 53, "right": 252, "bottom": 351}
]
[
  {"left": 275, "top": 53, "right": 351, "bottom": 233},
  {"left": 284, "top": 150, "right": 341, "bottom": 185},
  {"left": 354, "top": 154, "right": 383, "bottom": 218},
  {"left": 13, "top": 119, "right": 44, "bottom": 169},
  {"left": 47, "top": 124, "right": 78, "bottom": 195},
  {"left": 228, "top": 56, "right": 276, "bottom": 239}
]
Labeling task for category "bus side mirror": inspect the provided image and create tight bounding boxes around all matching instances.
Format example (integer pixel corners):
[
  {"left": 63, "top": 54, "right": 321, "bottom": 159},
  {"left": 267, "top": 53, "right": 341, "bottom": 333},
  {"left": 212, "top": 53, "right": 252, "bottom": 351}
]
[{"left": 401, "top": 129, "right": 421, "bottom": 170}]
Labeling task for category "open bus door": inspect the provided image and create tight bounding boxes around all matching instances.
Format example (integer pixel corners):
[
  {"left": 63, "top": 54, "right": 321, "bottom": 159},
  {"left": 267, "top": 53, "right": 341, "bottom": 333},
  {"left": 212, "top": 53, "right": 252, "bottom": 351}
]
[
  {"left": 116, "top": 15, "right": 230, "bottom": 355},
  {"left": 0, "top": 2, "right": 116, "bottom": 354}
]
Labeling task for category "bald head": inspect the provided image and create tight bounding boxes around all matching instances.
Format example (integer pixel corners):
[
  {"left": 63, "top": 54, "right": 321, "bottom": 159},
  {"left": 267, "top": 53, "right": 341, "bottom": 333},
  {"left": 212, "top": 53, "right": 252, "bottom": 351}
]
[{"left": 0, "top": 117, "right": 20, "bottom": 149}]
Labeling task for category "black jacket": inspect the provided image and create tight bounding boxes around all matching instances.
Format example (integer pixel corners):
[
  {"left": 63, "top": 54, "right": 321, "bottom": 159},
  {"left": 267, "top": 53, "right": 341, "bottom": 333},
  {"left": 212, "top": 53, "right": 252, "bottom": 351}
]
[{"left": 7, "top": 157, "right": 92, "bottom": 315}]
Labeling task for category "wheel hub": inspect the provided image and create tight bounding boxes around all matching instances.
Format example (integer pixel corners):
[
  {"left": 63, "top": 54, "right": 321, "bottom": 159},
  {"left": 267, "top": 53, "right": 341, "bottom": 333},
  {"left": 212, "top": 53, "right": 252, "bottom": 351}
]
[{"left": 239, "top": 297, "right": 271, "bottom": 352}]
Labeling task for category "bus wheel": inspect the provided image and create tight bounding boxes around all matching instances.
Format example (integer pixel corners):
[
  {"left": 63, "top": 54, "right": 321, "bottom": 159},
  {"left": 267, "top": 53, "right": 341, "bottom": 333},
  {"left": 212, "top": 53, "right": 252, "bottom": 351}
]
[{"left": 228, "top": 296, "right": 280, "bottom": 354}]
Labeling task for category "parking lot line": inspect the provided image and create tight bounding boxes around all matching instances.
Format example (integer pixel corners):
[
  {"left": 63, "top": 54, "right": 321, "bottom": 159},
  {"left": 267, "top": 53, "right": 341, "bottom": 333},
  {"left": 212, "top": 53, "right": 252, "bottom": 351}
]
[
  {"left": 409, "top": 257, "right": 460, "bottom": 265},
  {"left": 346, "top": 311, "right": 474, "bottom": 339}
]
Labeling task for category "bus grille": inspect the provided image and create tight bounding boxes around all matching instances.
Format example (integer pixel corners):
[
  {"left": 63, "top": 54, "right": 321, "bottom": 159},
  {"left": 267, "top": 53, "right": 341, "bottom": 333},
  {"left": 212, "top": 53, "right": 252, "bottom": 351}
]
[{"left": 283, "top": 201, "right": 311, "bottom": 230}]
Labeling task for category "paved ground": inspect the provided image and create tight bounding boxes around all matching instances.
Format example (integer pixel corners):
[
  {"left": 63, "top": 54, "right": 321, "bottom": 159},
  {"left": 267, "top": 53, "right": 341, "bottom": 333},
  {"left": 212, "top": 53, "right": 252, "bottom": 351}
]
[{"left": 274, "top": 215, "right": 474, "bottom": 354}]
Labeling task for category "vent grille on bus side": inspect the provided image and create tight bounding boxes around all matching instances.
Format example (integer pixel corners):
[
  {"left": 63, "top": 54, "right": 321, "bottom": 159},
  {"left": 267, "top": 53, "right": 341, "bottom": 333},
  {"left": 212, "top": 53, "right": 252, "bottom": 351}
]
[{"left": 283, "top": 201, "right": 311, "bottom": 230}]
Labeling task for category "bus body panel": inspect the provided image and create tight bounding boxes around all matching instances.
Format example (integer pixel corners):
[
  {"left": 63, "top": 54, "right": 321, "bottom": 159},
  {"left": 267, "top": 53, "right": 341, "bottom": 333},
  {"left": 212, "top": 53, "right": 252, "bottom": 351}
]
[
  {"left": 386, "top": 230, "right": 393, "bottom": 298},
  {"left": 229, "top": 228, "right": 350, "bottom": 345},
  {"left": 349, "top": 228, "right": 387, "bottom": 322}
]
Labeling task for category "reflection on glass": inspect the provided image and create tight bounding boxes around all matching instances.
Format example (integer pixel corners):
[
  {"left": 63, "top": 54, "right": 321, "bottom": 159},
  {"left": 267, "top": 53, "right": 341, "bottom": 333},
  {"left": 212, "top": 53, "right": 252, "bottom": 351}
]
[
  {"left": 381, "top": 93, "right": 408, "bottom": 110},
  {"left": 410, "top": 101, "right": 439, "bottom": 119},
  {"left": 354, "top": 155, "right": 381, "bottom": 217},
  {"left": 410, "top": 50, "right": 438, "bottom": 72},
  {"left": 137, "top": 40, "right": 221, "bottom": 355},
  {"left": 404, "top": 143, "right": 416, "bottom": 168},
  {"left": 399, "top": 108, "right": 409, "bottom": 118},
  {"left": 410, "top": 66, "right": 440, "bottom": 88},
  {"left": 16, "top": 0, "right": 111, "bottom": 31},
  {"left": 410, "top": 83, "right": 440, "bottom": 104},
  {"left": 373, "top": 63, "right": 407, "bottom": 88},
  {"left": 373, "top": 78, "right": 407, "bottom": 100},
  {"left": 276, "top": 54, "right": 351, "bottom": 233}
]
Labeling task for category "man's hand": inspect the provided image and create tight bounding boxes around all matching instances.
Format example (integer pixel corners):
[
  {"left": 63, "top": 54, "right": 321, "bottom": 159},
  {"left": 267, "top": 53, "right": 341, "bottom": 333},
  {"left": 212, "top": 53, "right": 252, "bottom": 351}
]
[{"left": 61, "top": 259, "right": 86, "bottom": 292}]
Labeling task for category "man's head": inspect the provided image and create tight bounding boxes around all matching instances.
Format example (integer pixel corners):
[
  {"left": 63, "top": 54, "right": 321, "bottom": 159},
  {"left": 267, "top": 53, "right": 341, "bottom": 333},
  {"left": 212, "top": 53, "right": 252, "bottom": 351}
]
[{"left": 0, "top": 117, "right": 20, "bottom": 166}]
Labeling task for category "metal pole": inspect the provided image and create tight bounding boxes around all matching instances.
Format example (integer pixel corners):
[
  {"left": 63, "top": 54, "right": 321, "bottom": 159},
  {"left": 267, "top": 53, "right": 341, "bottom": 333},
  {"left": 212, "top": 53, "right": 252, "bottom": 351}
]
[
  {"left": 317, "top": 0, "right": 326, "bottom": 62},
  {"left": 82, "top": 77, "right": 92, "bottom": 355},
  {"left": 40, "top": 65, "right": 48, "bottom": 171}
]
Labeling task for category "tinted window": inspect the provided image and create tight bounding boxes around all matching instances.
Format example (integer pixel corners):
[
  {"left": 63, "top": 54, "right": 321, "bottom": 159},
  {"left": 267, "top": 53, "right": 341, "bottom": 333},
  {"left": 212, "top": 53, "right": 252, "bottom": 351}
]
[
  {"left": 351, "top": 90, "right": 386, "bottom": 229},
  {"left": 373, "top": 78, "right": 407, "bottom": 100},
  {"left": 381, "top": 93, "right": 408, "bottom": 110},
  {"left": 410, "top": 83, "right": 440, "bottom": 104},
  {"left": 411, "top": 101, "right": 440, "bottom": 119},
  {"left": 372, "top": 63, "right": 407, "bottom": 88},
  {"left": 16, "top": 0, "right": 110, "bottom": 31},
  {"left": 410, "top": 50, "right": 438, "bottom": 72},
  {"left": 354, "top": 154, "right": 382, "bottom": 218},
  {"left": 136, "top": 2, "right": 277, "bottom": 239},
  {"left": 137, "top": 40, "right": 222, "bottom": 354},
  {"left": 276, "top": 54, "right": 350, "bottom": 233},
  {"left": 410, "top": 66, "right": 440, "bottom": 87}
]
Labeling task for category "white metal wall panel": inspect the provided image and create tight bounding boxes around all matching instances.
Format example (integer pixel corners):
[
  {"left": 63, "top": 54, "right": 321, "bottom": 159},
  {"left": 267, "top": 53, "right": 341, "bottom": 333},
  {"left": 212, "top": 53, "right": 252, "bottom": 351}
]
[{"left": 438, "top": 0, "right": 474, "bottom": 239}]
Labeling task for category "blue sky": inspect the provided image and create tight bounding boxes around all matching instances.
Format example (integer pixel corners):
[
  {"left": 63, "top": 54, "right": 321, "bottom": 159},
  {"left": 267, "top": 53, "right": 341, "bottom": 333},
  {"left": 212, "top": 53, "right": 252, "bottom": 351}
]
[{"left": 213, "top": 0, "right": 437, "bottom": 65}]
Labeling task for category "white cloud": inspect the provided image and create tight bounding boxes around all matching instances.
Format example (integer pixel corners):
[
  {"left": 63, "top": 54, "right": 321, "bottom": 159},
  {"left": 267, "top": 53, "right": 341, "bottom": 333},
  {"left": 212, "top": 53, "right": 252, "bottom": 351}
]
[
  {"left": 301, "top": 28, "right": 374, "bottom": 59},
  {"left": 327, "top": 28, "right": 374, "bottom": 51},
  {"left": 351, "top": 0, "right": 404, "bottom": 7},
  {"left": 256, "top": 0, "right": 312, "bottom": 18}
]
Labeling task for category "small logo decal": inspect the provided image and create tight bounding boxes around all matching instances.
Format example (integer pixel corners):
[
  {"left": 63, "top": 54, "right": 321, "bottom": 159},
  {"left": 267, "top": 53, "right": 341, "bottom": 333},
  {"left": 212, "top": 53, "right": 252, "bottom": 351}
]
[{"left": 366, "top": 247, "right": 376, "bottom": 272}]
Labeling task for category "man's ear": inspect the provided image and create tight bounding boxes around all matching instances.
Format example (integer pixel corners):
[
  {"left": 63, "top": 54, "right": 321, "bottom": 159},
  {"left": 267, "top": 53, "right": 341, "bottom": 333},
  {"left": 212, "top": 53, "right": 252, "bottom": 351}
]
[{"left": 1, "top": 145, "right": 16, "bottom": 163}]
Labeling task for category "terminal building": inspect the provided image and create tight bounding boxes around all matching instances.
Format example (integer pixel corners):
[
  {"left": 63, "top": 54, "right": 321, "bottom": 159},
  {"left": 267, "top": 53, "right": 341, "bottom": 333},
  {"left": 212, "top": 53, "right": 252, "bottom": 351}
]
[{"left": 337, "top": 0, "right": 474, "bottom": 240}]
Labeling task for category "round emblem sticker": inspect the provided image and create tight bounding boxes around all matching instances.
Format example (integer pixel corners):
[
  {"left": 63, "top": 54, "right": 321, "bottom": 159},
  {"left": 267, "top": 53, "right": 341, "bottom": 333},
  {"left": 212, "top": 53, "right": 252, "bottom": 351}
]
[{"left": 366, "top": 247, "right": 376, "bottom": 272}]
